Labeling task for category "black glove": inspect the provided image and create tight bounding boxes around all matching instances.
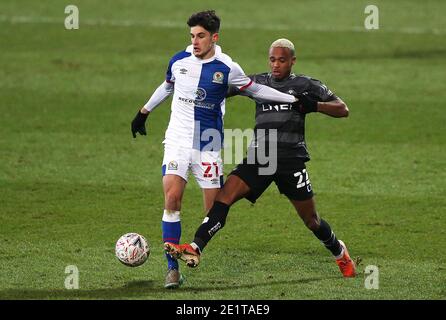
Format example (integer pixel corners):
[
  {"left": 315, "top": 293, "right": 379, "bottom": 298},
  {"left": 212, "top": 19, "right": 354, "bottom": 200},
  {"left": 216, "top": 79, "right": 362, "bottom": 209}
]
[
  {"left": 293, "top": 92, "right": 318, "bottom": 114},
  {"left": 131, "top": 111, "right": 149, "bottom": 138}
]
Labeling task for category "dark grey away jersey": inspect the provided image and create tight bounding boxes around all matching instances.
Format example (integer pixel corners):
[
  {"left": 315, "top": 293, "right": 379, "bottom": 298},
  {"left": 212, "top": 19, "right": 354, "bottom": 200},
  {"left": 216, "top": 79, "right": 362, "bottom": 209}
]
[{"left": 229, "top": 73, "right": 338, "bottom": 161}]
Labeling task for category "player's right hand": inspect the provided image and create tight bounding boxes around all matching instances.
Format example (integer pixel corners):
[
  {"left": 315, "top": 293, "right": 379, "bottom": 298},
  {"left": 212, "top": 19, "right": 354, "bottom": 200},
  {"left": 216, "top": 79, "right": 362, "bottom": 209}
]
[{"left": 131, "top": 110, "right": 149, "bottom": 138}]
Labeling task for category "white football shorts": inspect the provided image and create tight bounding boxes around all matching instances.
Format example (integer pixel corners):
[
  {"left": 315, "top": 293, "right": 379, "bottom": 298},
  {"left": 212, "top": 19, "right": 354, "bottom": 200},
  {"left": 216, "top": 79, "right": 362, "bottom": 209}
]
[{"left": 162, "top": 144, "right": 223, "bottom": 189}]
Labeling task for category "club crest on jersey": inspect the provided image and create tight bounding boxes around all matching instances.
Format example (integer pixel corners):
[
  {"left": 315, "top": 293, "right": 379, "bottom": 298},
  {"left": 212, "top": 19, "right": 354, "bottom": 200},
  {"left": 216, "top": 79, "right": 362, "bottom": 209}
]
[
  {"left": 212, "top": 72, "right": 224, "bottom": 84},
  {"left": 168, "top": 161, "right": 178, "bottom": 170},
  {"left": 195, "top": 87, "right": 207, "bottom": 101}
]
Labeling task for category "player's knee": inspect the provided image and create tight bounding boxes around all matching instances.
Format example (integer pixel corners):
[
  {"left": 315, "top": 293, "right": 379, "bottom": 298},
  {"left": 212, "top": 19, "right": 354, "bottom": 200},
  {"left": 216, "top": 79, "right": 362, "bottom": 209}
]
[
  {"left": 164, "top": 190, "right": 182, "bottom": 210},
  {"left": 215, "top": 189, "right": 236, "bottom": 206}
]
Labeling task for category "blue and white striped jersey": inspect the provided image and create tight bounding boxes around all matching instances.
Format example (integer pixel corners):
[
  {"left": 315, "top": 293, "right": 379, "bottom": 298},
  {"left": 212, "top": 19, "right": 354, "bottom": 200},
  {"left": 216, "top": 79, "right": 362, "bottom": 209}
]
[{"left": 163, "top": 45, "right": 252, "bottom": 151}]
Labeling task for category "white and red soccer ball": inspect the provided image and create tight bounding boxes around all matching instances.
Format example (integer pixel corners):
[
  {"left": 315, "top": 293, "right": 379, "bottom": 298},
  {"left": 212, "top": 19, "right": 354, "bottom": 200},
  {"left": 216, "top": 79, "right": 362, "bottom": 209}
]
[{"left": 115, "top": 233, "right": 150, "bottom": 267}]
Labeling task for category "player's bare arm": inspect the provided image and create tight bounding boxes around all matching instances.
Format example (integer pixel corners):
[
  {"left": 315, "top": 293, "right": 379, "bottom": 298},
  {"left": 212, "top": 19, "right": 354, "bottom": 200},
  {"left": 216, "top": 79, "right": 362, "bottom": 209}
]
[{"left": 317, "top": 98, "right": 349, "bottom": 118}]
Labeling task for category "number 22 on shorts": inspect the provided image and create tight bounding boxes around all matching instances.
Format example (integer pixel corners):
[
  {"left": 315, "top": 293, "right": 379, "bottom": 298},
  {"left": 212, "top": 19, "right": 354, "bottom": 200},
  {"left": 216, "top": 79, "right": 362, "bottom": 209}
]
[{"left": 294, "top": 169, "right": 311, "bottom": 189}]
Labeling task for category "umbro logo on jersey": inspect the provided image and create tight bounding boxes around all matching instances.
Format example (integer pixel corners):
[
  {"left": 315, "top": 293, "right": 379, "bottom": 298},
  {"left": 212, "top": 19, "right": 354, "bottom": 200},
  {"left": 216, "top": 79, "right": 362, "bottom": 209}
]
[
  {"left": 212, "top": 72, "right": 224, "bottom": 84},
  {"left": 179, "top": 68, "right": 188, "bottom": 75}
]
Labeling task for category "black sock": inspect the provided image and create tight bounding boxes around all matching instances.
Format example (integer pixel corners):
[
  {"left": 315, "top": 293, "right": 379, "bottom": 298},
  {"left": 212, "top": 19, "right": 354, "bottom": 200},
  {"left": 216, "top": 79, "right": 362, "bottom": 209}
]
[
  {"left": 312, "top": 219, "right": 342, "bottom": 257},
  {"left": 193, "top": 201, "right": 230, "bottom": 252}
]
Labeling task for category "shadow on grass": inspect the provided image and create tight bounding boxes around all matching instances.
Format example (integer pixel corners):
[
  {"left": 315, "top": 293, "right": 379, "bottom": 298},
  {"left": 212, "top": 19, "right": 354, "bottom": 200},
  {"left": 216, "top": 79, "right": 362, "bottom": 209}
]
[
  {"left": 0, "top": 276, "right": 337, "bottom": 299},
  {"left": 185, "top": 276, "right": 340, "bottom": 293},
  {"left": 0, "top": 280, "right": 158, "bottom": 300}
]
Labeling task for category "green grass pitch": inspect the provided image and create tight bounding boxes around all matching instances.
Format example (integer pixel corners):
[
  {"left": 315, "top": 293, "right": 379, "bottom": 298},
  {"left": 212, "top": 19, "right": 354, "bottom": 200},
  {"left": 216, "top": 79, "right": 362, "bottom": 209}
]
[{"left": 0, "top": 0, "right": 445, "bottom": 299}]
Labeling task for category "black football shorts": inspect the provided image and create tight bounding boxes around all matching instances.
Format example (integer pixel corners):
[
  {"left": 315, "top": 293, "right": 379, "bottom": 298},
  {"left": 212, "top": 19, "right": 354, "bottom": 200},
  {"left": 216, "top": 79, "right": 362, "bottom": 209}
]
[{"left": 229, "top": 157, "right": 313, "bottom": 203}]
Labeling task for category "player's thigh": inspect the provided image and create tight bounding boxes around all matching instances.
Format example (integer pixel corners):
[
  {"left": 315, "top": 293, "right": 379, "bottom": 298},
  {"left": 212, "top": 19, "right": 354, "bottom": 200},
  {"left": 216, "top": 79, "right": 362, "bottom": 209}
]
[
  {"left": 228, "top": 158, "right": 273, "bottom": 204},
  {"left": 162, "top": 145, "right": 191, "bottom": 204}
]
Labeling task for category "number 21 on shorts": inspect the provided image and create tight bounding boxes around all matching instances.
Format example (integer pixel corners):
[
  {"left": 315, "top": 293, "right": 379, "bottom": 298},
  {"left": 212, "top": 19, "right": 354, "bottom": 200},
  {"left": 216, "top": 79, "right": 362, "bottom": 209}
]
[{"left": 202, "top": 162, "right": 219, "bottom": 178}]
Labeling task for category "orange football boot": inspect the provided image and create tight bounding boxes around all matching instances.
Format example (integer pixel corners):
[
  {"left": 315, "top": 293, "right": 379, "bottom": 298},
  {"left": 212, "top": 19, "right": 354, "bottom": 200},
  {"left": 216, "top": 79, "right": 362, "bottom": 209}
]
[
  {"left": 336, "top": 240, "right": 356, "bottom": 277},
  {"left": 164, "top": 242, "right": 200, "bottom": 268}
]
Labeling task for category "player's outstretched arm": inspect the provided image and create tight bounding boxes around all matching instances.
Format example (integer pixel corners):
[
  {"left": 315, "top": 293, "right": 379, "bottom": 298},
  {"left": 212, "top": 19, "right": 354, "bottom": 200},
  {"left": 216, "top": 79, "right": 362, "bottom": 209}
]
[
  {"left": 141, "top": 81, "right": 174, "bottom": 113},
  {"left": 294, "top": 93, "right": 349, "bottom": 118},
  {"left": 316, "top": 98, "right": 349, "bottom": 118},
  {"left": 243, "top": 82, "right": 296, "bottom": 103},
  {"left": 130, "top": 81, "right": 174, "bottom": 138}
]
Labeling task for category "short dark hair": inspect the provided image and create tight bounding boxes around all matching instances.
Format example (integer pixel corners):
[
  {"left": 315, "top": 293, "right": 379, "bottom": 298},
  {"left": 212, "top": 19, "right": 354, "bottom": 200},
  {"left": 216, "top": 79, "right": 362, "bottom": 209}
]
[{"left": 187, "top": 10, "right": 220, "bottom": 34}]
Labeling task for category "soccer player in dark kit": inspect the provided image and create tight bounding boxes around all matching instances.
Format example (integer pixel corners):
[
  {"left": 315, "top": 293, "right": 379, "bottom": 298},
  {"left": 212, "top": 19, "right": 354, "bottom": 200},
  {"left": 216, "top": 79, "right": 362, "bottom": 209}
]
[{"left": 164, "top": 38, "right": 356, "bottom": 278}]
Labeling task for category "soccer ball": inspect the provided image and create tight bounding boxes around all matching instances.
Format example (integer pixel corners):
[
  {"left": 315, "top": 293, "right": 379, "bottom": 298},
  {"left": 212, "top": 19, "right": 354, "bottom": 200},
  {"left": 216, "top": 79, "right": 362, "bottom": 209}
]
[{"left": 115, "top": 233, "right": 150, "bottom": 267}]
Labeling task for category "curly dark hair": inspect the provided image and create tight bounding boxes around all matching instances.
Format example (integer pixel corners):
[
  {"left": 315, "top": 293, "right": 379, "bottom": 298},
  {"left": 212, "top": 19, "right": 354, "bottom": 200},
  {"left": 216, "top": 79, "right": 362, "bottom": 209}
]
[{"left": 187, "top": 10, "right": 220, "bottom": 33}]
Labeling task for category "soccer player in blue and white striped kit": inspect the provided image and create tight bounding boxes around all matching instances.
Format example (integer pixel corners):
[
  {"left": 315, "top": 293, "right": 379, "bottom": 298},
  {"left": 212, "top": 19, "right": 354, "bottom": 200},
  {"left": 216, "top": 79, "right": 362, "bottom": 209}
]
[{"left": 131, "top": 10, "right": 300, "bottom": 288}]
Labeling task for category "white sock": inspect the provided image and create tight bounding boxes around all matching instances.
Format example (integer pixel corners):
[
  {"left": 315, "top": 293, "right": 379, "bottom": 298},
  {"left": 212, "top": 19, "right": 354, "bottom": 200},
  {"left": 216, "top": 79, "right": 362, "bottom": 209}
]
[
  {"left": 334, "top": 247, "right": 345, "bottom": 260},
  {"left": 190, "top": 242, "right": 201, "bottom": 254},
  {"left": 162, "top": 209, "right": 180, "bottom": 222}
]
